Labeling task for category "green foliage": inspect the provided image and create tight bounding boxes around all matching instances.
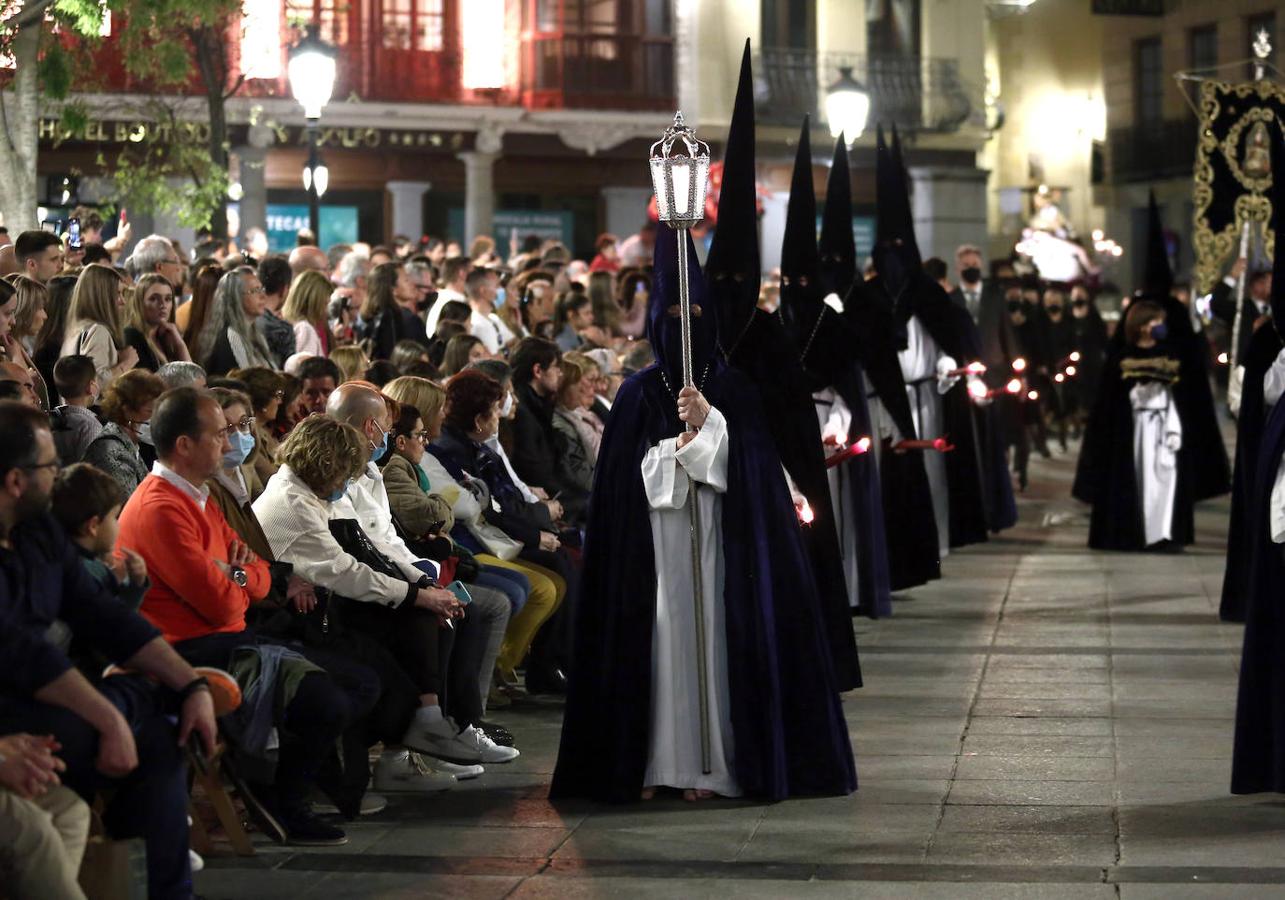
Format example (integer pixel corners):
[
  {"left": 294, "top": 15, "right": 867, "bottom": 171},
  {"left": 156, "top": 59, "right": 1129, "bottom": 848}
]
[{"left": 105, "top": 115, "right": 230, "bottom": 229}]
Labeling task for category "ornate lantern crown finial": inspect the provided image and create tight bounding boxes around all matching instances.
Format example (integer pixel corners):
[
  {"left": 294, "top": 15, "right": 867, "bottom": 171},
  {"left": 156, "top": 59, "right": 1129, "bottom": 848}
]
[{"left": 649, "top": 111, "right": 711, "bottom": 230}]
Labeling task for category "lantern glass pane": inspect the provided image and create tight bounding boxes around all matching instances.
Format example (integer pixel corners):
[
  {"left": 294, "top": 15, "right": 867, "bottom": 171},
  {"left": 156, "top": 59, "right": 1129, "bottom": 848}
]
[
  {"left": 671, "top": 160, "right": 692, "bottom": 217},
  {"left": 649, "top": 158, "right": 670, "bottom": 220},
  {"left": 825, "top": 89, "right": 870, "bottom": 142}
]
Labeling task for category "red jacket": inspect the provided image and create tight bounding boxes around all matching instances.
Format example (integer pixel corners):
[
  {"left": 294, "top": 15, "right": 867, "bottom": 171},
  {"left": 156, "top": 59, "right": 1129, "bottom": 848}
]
[{"left": 119, "top": 474, "right": 272, "bottom": 644}]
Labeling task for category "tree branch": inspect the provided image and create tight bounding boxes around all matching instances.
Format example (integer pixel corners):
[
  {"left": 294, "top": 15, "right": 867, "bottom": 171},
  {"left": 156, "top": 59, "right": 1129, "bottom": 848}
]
[{"left": 9, "top": 0, "right": 57, "bottom": 30}]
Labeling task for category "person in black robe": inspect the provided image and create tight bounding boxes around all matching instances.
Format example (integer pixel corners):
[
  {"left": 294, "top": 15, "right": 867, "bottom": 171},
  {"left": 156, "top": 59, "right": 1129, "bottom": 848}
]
[
  {"left": 777, "top": 119, "right": 891, "bottom": 619},
  {"left": 1067, "top": 284, "right": 1109, "bottom": 435},
  {"left": 841, "top": 127, "right": 940, "bottom": 590},
  {"left": 1073, "top": 299, "right": 1195, "bottom": 550},
  {"left": 705, "top": 46, "right": 862, "bottom": 682},
  {"left": 550, "top": 225, "right": 856, "bottom": 804},
  {"left": 1220, "top": 321, "right": 1284, "bottom": 622},
  {"left": 1232, "top": 123, "right": 1285, "bottom": 791}
]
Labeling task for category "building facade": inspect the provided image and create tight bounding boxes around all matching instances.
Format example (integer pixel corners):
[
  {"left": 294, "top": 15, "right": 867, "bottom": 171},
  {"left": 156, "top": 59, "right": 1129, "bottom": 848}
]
[{"left": 35, "top": 0, "right": 994, "bottom": 263}]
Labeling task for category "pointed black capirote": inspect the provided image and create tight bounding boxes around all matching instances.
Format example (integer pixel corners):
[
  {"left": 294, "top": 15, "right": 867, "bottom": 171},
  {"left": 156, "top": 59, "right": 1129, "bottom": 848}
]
[
  {"left": 885, "top": 123, "right": 920, "bottom": 265},
  {"left": 781, "top": 116, "right": 822, "bottom": 285},
  {"left": 874, "top": 125, "right": 894, "bottom": 243},
  {"left": 1141, "top": 191, "right": 1173, "bottom": 299},
  {"left": 705, "top": 38, "right": 760, "bottom": 346},
  {"left": 819, "top": 135, "right": 857, "bottom": 296},
  {"left": 1271, "top": 124, "right": 1285, "bottom": 329}
]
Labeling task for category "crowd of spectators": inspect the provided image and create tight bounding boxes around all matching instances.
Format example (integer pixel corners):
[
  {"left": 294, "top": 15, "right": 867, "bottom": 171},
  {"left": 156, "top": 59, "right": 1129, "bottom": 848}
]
[{"left": 0, "top": 222, "right": 655, "bottom": 897}]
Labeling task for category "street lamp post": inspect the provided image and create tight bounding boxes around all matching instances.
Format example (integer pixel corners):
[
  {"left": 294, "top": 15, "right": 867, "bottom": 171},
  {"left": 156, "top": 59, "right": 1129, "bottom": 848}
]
[
  {"left": 288, "top": 24, "right": 337, "bottom": 237},
  {"left": 825, "top": 65, "right": 871, "bottom": 147}
]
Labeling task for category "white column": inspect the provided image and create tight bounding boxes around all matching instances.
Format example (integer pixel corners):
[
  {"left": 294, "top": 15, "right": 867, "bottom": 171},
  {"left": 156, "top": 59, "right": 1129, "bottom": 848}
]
[
  {"left": 386, "top": 180, "right": 432, "bottom": 241},
  {"left": 457, "top": 151, "right": 497, "bottom": 243},
  {"left": 234, "top": 144, "right": 267, "bottom": 245}
]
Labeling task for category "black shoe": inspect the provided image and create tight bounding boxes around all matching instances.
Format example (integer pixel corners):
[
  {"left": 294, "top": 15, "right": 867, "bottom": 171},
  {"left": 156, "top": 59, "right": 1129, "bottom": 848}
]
[
  {"left": 279, "top": 807, "right": 349, "bottom": 846},
  {"left": 475, "top": 720, "right": 515, "bottom": 747},
  {"left": 525, "top": 665, "right": 568, "bottom": 695}
]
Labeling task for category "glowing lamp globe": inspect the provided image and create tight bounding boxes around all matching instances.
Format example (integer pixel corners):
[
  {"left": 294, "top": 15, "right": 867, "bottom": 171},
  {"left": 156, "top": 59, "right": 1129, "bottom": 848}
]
[
  {"left": 825, "top": 66, "right": 870, "bottom": 146},
  {"left": 288, "top": 25, "right": 337, "bottom": 119}
]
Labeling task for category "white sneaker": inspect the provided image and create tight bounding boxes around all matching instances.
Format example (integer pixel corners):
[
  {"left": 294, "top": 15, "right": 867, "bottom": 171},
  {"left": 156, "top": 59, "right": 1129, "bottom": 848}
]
[
  {"left": 189, "top": 848, "right": 204, "bottom": 873},
  {"left": 432, "top": 758, "right": 485, "bottom": 780},
  {"left": 453, "top": 724, "right": 521, "bottom": 764},
  {"left": 372, "top": 750, "right": 456, "bottom": 793}
]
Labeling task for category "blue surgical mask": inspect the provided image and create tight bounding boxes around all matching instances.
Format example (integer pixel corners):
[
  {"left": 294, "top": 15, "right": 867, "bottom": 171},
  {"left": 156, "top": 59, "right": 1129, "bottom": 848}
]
[
  {"left": 371, "top": 422, "right": 390, "bottom": 463},
  {"left": 223, "top": 430, "right": 256, "bottom": 468},
  {"left": 136, "top": 422, "right": 153, "bottom": 445},
  {"left": 494, "top": 287, "right": 507, "bottom": 308},
  {"left": 325, "top": 480, "right": 351, "bottom": 503},
  {"left": 1150, "top": 322, "right": 1168, "bottom": 341}
]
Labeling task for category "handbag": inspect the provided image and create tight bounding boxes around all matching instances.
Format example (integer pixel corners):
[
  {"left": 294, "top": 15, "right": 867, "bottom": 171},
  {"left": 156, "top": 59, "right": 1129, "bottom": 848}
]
[{"left": 467, "top": 518, "right": 524, "bottom": 561}]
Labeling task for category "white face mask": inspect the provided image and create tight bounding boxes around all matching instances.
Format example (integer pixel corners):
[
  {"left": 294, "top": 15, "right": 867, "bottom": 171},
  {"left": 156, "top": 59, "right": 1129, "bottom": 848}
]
[{"left": 501, "top": 391, "right": 514, "bottom": 417}]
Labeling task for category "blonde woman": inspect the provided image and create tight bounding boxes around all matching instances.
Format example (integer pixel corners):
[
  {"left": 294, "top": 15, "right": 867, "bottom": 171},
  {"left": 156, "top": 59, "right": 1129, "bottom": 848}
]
[
  {"left": 61, "top": 264, "right": 138, "bottom": 386},
  {"left": 329, "top": 344, "right": 369, "bottom": 383},
  {"left": 4, "top": 275, "right": 51, "bottom": 407},
  {"left": 282, "top": 269, "right": 333, "bottom": 358},
  {"left": 383, "top": 374, "right": 565, "bottom": 698},
  {"left": 124, "top": 273, "right": 190, "bottom": 372}
]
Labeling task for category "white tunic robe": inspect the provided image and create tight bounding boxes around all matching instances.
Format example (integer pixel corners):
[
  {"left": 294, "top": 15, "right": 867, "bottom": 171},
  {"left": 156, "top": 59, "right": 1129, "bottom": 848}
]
[
  {"left": 814, "top": 387, "right": 862, "bottom": 609},
  {"left": 1130, "top": 381, "right": 1182, "bottom": 546},
  {"left": 897, "top": 317, "right": 956, "bottom": 558},
  {"left": 1261, "top": 350, "right": 1285, "bottom": 544},
  {"left": 640, "top": 405, "right": 740, "bottom": 796}
]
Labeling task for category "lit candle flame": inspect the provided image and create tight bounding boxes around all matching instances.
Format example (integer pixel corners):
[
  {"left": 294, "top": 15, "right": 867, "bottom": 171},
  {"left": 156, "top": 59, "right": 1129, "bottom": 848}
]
[
  {"left": 1006, "top": 378, "right": 1022, "bottom": 394},
  {"left": 1218, "top": 352, "right": 1229, "bottom": 365},
  {"left": 1054, "top": 373, "right": 1065, "bottom": 383},
  {"left": 967, "top": 361, "right": 986, "bottom": 374},
  {"left": 1069, "top": 351, "right": 1081, "bottom": 363},
  {"left": 968, "top": 379, "right": 990, "bottom": 400},
  {"left": 798, "top": 500, "right": 815, "bottom": 525},
  {"left": 1027, "top": 390, "right": 1040, "bottom": 401},
  {"left": 1013, "top": 357, "right": 1028, "bottom": 373},
  {"left": 1065, "top": 365, "right": 1077, "bottom": 377}
]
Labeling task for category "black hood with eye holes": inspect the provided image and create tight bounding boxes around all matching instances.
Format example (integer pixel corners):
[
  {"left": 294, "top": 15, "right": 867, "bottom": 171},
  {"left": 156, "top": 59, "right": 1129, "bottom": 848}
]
[{"left": 647, "top": 226, "right": 720, "bottom": 393}]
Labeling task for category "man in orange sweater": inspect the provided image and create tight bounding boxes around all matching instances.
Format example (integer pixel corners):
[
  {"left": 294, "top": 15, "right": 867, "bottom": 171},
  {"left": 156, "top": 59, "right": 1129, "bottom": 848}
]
[{"left": 120, "top": 387, "right": 380, "bottom": 845}]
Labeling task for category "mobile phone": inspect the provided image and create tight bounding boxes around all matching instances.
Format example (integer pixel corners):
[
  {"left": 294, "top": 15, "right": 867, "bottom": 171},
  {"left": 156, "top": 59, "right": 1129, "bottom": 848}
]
[
  {"left": 447, "top": 581, "right": 473, "bottom": 606},
  {"left": 119, "top": 208, "right": 127, "bottom": 226},
  {"left": 67, "top": 217, "right": 82, "bottom": 249}
]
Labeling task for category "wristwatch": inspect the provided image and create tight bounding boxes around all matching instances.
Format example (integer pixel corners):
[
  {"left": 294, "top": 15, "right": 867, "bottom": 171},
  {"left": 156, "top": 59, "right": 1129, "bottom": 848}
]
[{"left": 230, "top": 565, "right": 248, "bottom": 587}]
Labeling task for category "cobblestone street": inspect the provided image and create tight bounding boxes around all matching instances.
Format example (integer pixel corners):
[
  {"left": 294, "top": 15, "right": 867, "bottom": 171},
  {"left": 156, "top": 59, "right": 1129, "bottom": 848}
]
[{"left": 196, "top": 447, "right": 1282, "bottom": 899}]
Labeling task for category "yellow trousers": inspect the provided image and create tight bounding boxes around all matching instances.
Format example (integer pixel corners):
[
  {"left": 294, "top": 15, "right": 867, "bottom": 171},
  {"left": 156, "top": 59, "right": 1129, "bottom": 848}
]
[{"left": 476, "top": 554, "right": 565, "bottom": 672}]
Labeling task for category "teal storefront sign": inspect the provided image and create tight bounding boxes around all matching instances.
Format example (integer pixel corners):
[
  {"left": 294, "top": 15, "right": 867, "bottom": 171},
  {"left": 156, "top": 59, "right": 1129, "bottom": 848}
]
[
  {"left": 448, "top": 209, "right": 574, "bottom": 251},
  {"left": 264, "top": 205, "right": 359, "bottom": 252}
]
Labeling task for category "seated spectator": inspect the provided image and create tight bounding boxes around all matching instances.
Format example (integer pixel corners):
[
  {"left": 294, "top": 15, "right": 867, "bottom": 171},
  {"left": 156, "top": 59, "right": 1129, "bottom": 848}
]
[
  {"left": 552, "top": 291, "right": 592, "bottom": 351},
  {"left": 582, "top": 346, "right": 620, "bottom": 421},
  {"left": 0, "top": 400, "right": 216, "bottom": 896},
  {"left": 229, "top": 366, "right": 285, "bottom": 483},
  {"left": 0, "top": 360, "right": 41, "bottom": 408},
  {"left": 509, "top": 337, "right": 588, "bottom": 521},
  {"left": 330, "top": 344, "right": 370, "bottom": 384},
  {"left": 32, "top": 273, "right": 78, "bottom": 401},
  {"left": 60, "top": 264, "right": 138, "bottom": 387},
  {"left": 282, "top": 269, "right": 332, "bottom": 358},
  {"left": 195, "top": 267, "right": 276, "bottom": 375},
  {"left": 124, "top": 273, "right": 190, "bottom": 372},
  {"left": 298, "top": 355, "right": 342, "bottom": 415},
  {"left": 620, "top": 338, "right": 655, "bottom": 376},
  {"left": 0, "top": 731, "right": 89, "bottom": 899},
  {"left": 255, "top": 254, "right": 297, "bottom": 368},
  {"left": 156, "top": 360, "right": 207, "bottom": 390},
  {"left": 118, "top": 387, "right": 377, "bottom": 843},
  {"left": 51, "top": 355, "right": 103, "bottom": 463},
  {"left": 51, "top": 463, "right": 149, "bottom": 617},
  {"left": 206, "top": 387, "right": 266, "bottom": 520},
  {"left": 390, "top": 338, "right": 433, "bottom": 375},
  {"left": 615, "top": 269, "right": 650, "bottom": 339},
  {"left": 357, "top": 262, "right": 429, "bottom": 361},
  {"left": 82, "top": 368, "right": 166, "bottom": 497},
  {"left": 552, "top": 353, "right": 601, "bottom": 492},
  {"left": 471, "top": 359, "right": 561, "bottom": 517},
  {"left": 252, "top": 413, "right": 519, "bottom": 776},
  {"left": 431, "top": 371, "right": 574, "bottom": 694},
  {"left": 363, "top": 359, "right": 400, "bottom": 388},
  {"left": 323, "top": 382, "right": 517, "bottom": 754},
  {"left": 177, "top": 263, "right": 222, "bottom": 349},
  {"left": 428, "top": 320, "right": 468, "bottom": 371},
  {"left": 6, "top": 275, "right": 51, "bottom": 407},
  {"left": 441, "top": 333, "right": 488, "bottom": 377},
  {"left": 588, "top": 232, "right": 620, "bottom": 273}
]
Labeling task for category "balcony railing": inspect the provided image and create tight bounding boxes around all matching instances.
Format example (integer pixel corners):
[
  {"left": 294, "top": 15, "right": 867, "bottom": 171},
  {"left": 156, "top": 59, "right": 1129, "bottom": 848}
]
[
  {"left": 1107, "top": 119, "right": 1198, "bottom": 183},
  {"left": 521, "top": 32, "right": 674, "bottom": 111},
  {"left": 755, "top": 48, "right": 983, "bottom": 135}
]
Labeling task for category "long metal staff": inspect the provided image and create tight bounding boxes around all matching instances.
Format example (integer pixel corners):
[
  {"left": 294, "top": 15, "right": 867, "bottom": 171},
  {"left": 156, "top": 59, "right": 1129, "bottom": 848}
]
[
  {"left": 1230, "top": 221, "right": 1252, "bottom": 371},
  {"left": 651, "top": 112, "right": 713, "bottom": 774}
]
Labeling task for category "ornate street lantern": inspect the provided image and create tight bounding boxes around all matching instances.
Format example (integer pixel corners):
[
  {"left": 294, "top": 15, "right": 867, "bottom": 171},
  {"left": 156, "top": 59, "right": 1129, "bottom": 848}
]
[{"left": 825, "top": 66, "right": 870, "bottom": 146}]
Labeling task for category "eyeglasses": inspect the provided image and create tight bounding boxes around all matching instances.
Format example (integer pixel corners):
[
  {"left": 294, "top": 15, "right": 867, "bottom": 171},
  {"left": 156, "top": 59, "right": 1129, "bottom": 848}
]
[
  {"left": 235, "top": 416, "right": 256, "bottom": 434},
  {"left": 272, "top": 390, "right": 285, "bottom": 400},
  {"left": 244, "top": 287, "right": 266, "bottom": 296}
]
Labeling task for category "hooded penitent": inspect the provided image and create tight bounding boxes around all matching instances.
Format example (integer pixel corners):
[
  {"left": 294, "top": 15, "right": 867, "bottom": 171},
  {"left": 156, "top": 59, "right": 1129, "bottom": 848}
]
[
  {"left": 552, "top": 223, "right": 856, "bottom": 803},
  {"left": 1232, "top": 120, "right": 1285, "bottom": 792},
  {"left": 703, "top": 48, "right": 873, "bottom": 654},
  {"left": 819, "top": 136, "right": 857, "bottom": 299}
]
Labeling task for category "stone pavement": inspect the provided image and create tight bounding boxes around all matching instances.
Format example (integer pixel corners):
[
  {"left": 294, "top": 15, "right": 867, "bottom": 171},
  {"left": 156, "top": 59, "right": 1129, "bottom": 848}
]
[{"left": 196, "top": 447, "right": 1285, "bottom": 899}]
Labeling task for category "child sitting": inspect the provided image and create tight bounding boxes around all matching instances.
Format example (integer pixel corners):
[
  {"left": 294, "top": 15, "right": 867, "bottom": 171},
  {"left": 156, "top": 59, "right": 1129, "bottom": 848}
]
[
  {"left": 50, "top": 462, "right": 149, "bottom": 613},
  {"left": 51, "top": 354, "right": 104, "bottom": 464}
]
